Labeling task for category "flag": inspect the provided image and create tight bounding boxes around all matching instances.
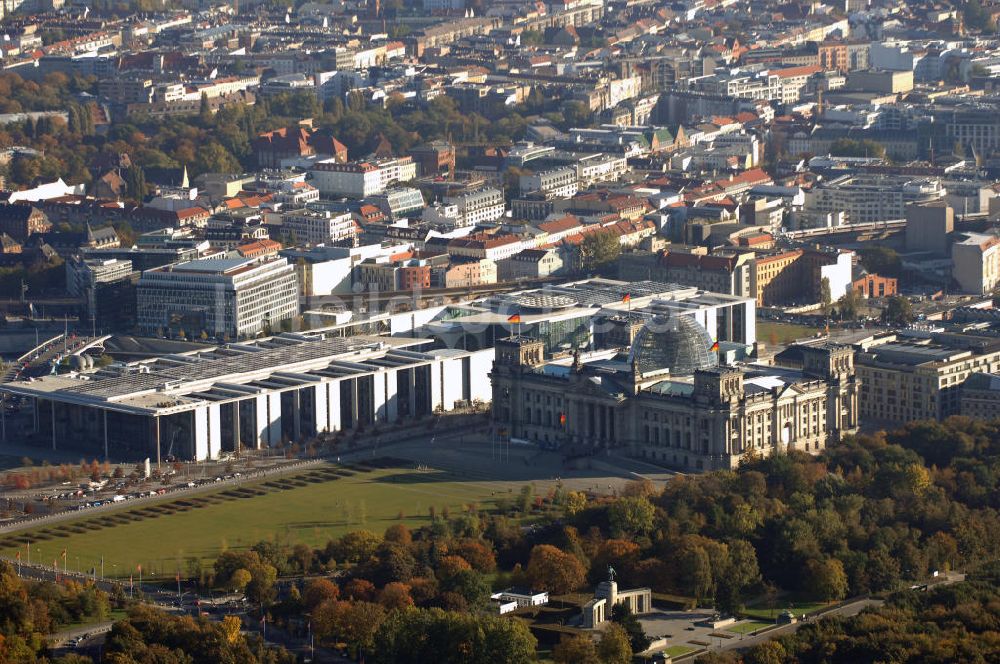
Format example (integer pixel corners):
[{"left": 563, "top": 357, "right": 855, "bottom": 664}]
[
  {"left": 507, "top": 313, "right": 521, "bottom": 324},
  {"left": 710, "top": 340, "right": 720, "bottom": 352},
  {"left": 622, "top": 293, "right": 631, "bottom": 303},
  {"left": 15, "top": 551, "right": 19, "bottom": 560},
  {"left": 559, "top": 412, "right": 566, "bottom": 426},
  {"left": 137, "top": 564, "right": 142, "bottom": 573},
  {"left": 61, "top": 549, "right": 66, "bottom": 560}
]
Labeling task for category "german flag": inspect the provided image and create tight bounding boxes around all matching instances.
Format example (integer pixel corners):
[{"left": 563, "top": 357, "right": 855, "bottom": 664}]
[
  {"left": 622, "top": 293, "right": 631, "bottom": 304},
  {"left": 507, "top": 313, "right": 521, "bottom": 324},
  {"left": 710, "top": 340, "right": 720, "bottom": 352}
]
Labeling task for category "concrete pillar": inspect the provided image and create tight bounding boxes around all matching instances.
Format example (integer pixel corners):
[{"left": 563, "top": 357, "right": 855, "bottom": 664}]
[
  {"left": 372, "top": 371, "right": 387, "bottom": 423},
  {"left": 351, "top": 378, "right": 359, "bottom": 428},
  {"left": 313, "top": 384, "right": 328, "bottom": 435},
  {"left": 408, "top": 369, "right": 417, "bottom": 418},
  {"left": 383, "top": 370, "right": 398, "bottom": 422},
  {"left": 292, "top": 389, "right": 302, "bottom": 442},
  {"left": 254, "top": 396, "right": 268, "bottom": 448},
  {"left": 328, "top": 380, "right": 341, "bottom": 432},
  {"left": 51, "top": 400, "right": 56, "bottom": 450},
  {"left": 103, "top": 410, "right": 108, "bottom": 460},
  {"left": 154, "top": 417, "right": 161, "bottom": 469},
  {"left": 207, "top": 404, "right": 221, "bottom": 460},
  {"left": 194, "top": 407, "right": 210, "bottom": 461},
  {"left": 266, "top": 394, "right": 281, "bottom": 447},
  {"left": 430, "top": 361, "right": 443, "bottom": 413},
  {"left": 232, "top": 401, "right": 241, "bottom": 452}
]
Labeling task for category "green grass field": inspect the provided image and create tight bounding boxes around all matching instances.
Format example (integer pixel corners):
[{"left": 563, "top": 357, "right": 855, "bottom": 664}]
[
  {"left": 725, "top": 620, "right": 771, "bottom": 634},
  {"left": 0, "top": 462, "right": 502, "bottom": 580},
  {"left": 743, "top": 600, "right": 830, "bottom": 621},
  {"left": 757, "top": 321, "right": 822, "bottom": 345},
  {"left": 663, "top": 645, "right": 695, "bottom": 657}
]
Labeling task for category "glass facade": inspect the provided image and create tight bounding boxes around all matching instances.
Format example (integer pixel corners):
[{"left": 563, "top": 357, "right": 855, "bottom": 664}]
[{"left": 629, "top": 314, "right": 717, "bottom": 376}]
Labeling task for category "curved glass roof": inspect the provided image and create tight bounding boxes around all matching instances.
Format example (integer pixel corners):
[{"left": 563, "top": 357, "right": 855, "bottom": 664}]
[{"left": 628, "top": 314, "right": 717, "bottom": 376}]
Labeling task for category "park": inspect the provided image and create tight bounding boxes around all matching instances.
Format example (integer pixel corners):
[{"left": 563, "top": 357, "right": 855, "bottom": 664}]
[{"left": 0, "top": 459, "right": 506, "bottom": 580}]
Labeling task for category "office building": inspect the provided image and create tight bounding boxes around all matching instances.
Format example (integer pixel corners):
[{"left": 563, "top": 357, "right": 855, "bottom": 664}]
[
  {"left": 519, "top": 168, "right": 578, "bottom": 198},
  {"left": 137, "top": 256, "right": 299, "bottom": 339},
  {"left": 802, "top": 175, "right": 944, "bottom": 224},
  {"left": 280, "top": 208, "right": 358, "bottom": 246},
  {"left": 309, "top": 157, "right": 417, "bottom": 198},
  {"left": 65, "top": 257, "right": 136, "bottom": 332},
  {"left": 856, "top": 333, "right": 1000, "bottom": 426},
  {"left": 960, "top": 373, "right": 1000, "bottom": 421},
  {"left": 905, "top": 200, "right": 953, "bottom": 257},
  {"left": 425, "top": 278, "right": 756, "bottom": 357},
  {"left": 951, "top": 232, "right": 1000, "bottom": 295},
  {"left": 0, "top": 335, "right": 491, "bottom": 461}
]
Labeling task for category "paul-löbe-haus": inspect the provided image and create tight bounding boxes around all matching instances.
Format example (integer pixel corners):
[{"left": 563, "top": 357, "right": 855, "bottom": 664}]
[{"left": 1, "top": 335, "right": 492, "bottom": 462}]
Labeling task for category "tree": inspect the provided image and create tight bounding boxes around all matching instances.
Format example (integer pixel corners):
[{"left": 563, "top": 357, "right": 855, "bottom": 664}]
[
  {"left": 579, "top": 230, "right": 621, "bottom": 272},
  {"left": 607, "top": 496, "right": 655, "bottom": 538},
  {"left": 565, "top": 491, "right": 588, "bottom": 515},
  {"left": 744, "top": 641, "right": 787, "bottom": 664},
  {"left": 610, "top": 603, "right": 651, "bottom": 653},
  {"left": 552, "top": 634, "right": 600, "bottom": 664},
  {"left": 378, "top": 582, "right": 414, "bottom": 610},
  {"left": 859, "top": 246, "right": 901, "bottom": 277},
  {"left": 803, "top": 557, "right": 848, "bottom": 601},
  {"left": 334, "top": 530, "right": 382, "bottom": 564},
  {"left": 302, "top": 578, "right": 339, "bottom": 611},
  {"left": 829, "top": 138, "right": 888, "bottom": 160},
  {"left": 229, "top": 568, "right": 252, "bottom": 593},
  {"left": 562, "top": 101, "right": 593, "bottom": 130},
  {"left": 884, "top": 296, "right": 915, "bottom": 326},
  {"left": 372, "top": 607, "right": 537, "bottom": 664},
  {"left": 837, "top": 289, "right": 864, "bottom": 320},
  {"left": 597, "top": 623, "right": 632, "bottom": 664},
  {"left": 526, "top": 544, "right": 586, "bottom": 594},
  {"left": 819, "top": 277, "right": 832, "bottom": 315},
  {"left": 314, "top": 600, "right": 386, "bottom": 654}
]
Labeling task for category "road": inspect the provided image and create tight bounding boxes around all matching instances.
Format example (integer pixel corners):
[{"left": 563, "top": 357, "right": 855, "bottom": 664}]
[{"left": 674, "top": 571, "right": 967, "bottom": 661}]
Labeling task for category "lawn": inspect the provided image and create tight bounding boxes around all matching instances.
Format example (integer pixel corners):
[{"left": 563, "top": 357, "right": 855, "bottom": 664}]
[
  {"left": 743, "top": 600, "right": 831, "bottom": 621},
  {"left": 725, "top": 620, "right": 771, "bottom": 634},
  {"left": 59, "top": 608, "right": 129, "bottom": 633},
  {"left": 663, "top": 645, "right": 695, "bottom": 657},
  {"left": 757, "top": 321, "right": 822, "bottom": 345},
  {"left": 0, "top": 462, "right": 502, "bottom": 580}
]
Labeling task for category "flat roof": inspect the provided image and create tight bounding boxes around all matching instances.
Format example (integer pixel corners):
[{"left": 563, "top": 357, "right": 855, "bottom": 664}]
[{"left": 0, "top": 334, "right": 472, "bottom": 415}]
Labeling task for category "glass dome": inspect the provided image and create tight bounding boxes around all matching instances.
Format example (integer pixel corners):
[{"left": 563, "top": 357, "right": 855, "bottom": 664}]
[{"left": 628, "top": 314, "right": 717, "bottom": 376}]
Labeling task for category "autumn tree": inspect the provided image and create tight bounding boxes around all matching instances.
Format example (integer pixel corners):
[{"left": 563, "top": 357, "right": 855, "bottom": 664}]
[
  {"left": 553, "top": 633, "right": 599, "bottom": 664},
  {"left": 597, "top": 623, "right": 632, "bottom": 664},
  {"left": 526, "top": 544, "right": 586, "bottom": 594},
  {"left": 302, "top": 578, "right": 339, "bottom": 611}
]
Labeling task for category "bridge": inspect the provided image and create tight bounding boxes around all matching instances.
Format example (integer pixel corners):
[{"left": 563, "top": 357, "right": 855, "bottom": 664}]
[
  {"left": 783, "top": 219, "right": 907, "bottom": 241},
  {"left": 1, "top": 334, "right": 111, "bottom": 384}
]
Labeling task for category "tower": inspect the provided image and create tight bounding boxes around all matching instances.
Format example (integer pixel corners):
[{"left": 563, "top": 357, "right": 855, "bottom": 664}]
[{"left": 490, "top": 336, "right": 545, "bottom": 437}]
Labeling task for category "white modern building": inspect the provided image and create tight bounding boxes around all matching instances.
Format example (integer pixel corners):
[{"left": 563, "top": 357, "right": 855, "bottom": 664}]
[
  {"left": 423, "top": 187, "right": 506, "bottom": 227},
  {"left": 280, "top": 208, "right": 357, "bottom": 246},
  {"left": 520, "top": 168, "right": 578, "bottom": 198},
  {"left": 952, "top": 232, "right": 1000, "bottom": 295},
  {"left": 309, "top": 157, "right": 417, "bottom": 198},
  {"left": 136, "top": 256, "right": 299, "bottom": 339},
  {"left": 0, "top": 335, "right": 493, "bottom": 461}
]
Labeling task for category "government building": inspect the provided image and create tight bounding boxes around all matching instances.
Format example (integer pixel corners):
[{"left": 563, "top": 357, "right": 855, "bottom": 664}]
[
  {"left": 491, "top": 315, "right": 859, "bottom": 472},
  {"left": 1, "top": 334, "right": 492, "bottom": 462}
]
